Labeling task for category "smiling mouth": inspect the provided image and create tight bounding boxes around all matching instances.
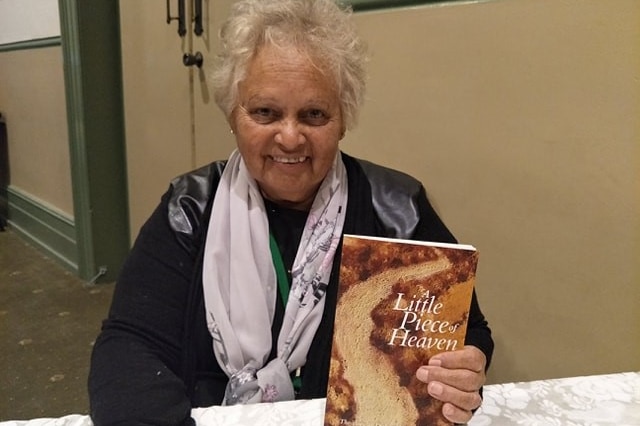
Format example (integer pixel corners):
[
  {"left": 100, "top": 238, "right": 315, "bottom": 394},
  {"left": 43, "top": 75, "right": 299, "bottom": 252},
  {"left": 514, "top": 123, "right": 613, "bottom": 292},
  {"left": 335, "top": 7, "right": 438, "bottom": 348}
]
[{"left": 271, "top": 155, "right": 308, "bottom": 164}]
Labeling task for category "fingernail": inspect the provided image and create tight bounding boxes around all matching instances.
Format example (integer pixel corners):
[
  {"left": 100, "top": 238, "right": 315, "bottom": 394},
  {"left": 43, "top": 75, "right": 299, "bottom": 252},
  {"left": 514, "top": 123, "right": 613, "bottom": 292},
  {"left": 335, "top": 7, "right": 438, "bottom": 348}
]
[
  {"left": 416, "top": 367, "right": 428, "bottom": 382},
  {"left": 443, "top": 403, "right": 455, "bottom": 417},
  {"left": 428, "top": 358, "right": 442, "bottom": 366},
  {"left": 429, "top": 382, "right": 443, "bottom": 396}
]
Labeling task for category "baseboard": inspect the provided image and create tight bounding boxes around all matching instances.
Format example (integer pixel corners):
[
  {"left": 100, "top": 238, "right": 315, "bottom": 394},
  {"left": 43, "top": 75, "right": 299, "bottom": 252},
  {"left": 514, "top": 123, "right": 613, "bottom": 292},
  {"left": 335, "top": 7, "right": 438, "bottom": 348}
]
[{"left": 6, "top": 186, "right": 78, "bottom": 273}]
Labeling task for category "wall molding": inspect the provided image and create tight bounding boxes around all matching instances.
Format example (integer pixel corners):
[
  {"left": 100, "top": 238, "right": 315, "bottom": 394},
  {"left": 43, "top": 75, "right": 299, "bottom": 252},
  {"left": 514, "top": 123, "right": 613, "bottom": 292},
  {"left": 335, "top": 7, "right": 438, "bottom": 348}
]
[
  {"left": 6, "top": 185, "right": 78, "bottom": 273},
  {"left": 0, "top": 36, "right": 61, "bottom": 52}
]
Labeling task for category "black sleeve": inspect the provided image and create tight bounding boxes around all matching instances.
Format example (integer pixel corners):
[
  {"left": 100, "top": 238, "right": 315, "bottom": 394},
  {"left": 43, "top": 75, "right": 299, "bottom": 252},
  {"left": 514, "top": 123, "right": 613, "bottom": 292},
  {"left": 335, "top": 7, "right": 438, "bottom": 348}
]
[
  {"left": 464, "top": 291, "right": 494, "bottom": 370},
  {"left": 412, "top": 187, "right": 494, "bottom": 369},
  {"left": 88, "top": 187, "right": 197, "bottom": 426}
]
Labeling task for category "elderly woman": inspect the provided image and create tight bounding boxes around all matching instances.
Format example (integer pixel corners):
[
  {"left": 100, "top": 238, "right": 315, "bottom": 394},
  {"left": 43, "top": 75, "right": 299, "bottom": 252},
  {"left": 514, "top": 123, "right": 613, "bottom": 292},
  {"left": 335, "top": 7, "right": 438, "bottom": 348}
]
[{"left": 89, "top": 0, "right": 493, "bottom": 425}]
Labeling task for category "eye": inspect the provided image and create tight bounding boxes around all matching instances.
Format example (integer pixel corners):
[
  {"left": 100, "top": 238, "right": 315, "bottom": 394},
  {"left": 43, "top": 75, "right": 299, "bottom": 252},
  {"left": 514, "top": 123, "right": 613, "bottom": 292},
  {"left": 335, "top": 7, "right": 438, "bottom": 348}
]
[
  {"left": 300, "top": 109, "right": 330, "bottom": 126},
  {"left": 249, "top": 107, "right": 280, "bottom": 124}
]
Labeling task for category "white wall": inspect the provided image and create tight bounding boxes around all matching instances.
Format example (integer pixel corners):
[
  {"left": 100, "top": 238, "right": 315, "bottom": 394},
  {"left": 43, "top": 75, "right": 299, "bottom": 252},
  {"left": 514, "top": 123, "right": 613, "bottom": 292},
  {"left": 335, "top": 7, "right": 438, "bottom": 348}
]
[
  {"left": 0, "top": 0, "right": 60, "bottom": 44},
  {"left": 350, "top": 0, "right": 640, "bottom": 383}
]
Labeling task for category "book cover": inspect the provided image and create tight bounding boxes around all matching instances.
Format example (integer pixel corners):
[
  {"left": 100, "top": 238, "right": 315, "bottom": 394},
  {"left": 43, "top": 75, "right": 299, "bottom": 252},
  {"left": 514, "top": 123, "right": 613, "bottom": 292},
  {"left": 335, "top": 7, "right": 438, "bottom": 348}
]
[{"left": 324, "top": 234, "right": 478, "bottom": 426}]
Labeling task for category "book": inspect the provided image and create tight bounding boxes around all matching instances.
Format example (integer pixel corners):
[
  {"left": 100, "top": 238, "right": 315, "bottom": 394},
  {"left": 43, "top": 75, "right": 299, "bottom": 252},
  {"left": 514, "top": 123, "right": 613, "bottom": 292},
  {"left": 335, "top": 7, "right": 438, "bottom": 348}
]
[{"left": 324, "top": 234, "right": 478, "bottom": 426}]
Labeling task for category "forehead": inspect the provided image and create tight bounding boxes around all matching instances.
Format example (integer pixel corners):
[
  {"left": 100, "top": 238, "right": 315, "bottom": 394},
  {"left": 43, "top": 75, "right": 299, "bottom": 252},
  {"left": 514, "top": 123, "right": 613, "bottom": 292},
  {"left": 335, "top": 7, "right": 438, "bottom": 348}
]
[{"left": 240, "top": 44, "right": 338, "bottom": 100}]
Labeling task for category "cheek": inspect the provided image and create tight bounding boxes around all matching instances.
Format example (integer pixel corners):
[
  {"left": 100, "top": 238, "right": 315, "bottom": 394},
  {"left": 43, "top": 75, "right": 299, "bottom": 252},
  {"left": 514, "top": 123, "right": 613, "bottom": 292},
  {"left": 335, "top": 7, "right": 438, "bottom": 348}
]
[
  {"left": 236, "top": 139, "right": 263, "bottom": 172},
  {"left": 311, "top": 130, "right": 341, "bottom": 160},
  {"left": 235, "top": 123, "right": 268, "bottom": 155}
]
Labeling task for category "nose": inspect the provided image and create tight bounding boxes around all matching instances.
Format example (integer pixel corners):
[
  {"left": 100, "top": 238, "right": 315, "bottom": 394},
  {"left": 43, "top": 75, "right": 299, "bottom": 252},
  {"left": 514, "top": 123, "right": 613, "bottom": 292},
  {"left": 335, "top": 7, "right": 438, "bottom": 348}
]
[{"left": 274, "top": 120, "right": 305, "bottom": 149}]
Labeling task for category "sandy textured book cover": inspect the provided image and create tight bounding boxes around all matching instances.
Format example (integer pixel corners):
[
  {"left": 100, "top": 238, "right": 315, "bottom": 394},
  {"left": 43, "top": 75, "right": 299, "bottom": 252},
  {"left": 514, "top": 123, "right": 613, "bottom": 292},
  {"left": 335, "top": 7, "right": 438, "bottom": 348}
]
[{"left": 324, "top": 234, "right": 478, "bottom": 426}]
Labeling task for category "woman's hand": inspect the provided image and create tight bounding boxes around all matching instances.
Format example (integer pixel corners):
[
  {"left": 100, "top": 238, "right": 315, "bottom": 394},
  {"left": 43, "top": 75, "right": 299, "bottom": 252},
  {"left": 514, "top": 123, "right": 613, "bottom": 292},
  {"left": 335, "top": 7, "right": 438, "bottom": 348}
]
[{"left": 415, "top": 345, "right": 487, "bottom": 424}]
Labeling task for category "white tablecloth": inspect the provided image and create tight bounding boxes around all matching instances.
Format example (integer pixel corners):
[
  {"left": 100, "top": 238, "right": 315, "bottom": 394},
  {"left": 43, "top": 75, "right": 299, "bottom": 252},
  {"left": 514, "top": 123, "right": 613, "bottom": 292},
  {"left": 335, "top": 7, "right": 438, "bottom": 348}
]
[
  {"left": 2, "top": 372, "right": 638, "bottom": 426},
  {"left": 470, "top": 371, "right": 640, "bottom": 426}
]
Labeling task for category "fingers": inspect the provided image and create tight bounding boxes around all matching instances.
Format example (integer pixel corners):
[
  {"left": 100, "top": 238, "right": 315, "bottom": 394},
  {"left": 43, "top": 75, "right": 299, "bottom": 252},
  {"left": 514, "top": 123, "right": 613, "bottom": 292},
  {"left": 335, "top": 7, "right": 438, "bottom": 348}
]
[
  {"left": 430, "top": 345, "right": 487, "bottom": 372},
  {"left": 416, "top": 361, "right": 484, "bottom": 393},
  {"left": 424, "top": 345, "right": 486, "bottom": 391},
  {"left": 441, "top": 401, "right": 478, "bottom": 424},
  {"left": 427, "top": 379, "right": 482, "bottom": 412},
  {"left": 415, "top": 345, "right": 487, "bottom": 423},
  {"left": 418, "top": 372, "right": 483, "bottom": 424}
]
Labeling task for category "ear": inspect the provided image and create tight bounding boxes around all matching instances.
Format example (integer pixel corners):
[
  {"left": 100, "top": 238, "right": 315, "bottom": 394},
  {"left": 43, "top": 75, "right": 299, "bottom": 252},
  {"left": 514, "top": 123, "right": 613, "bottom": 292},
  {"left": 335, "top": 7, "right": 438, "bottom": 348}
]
[{"left": 228, "top": 109, "right": 238, "bottom": 134}]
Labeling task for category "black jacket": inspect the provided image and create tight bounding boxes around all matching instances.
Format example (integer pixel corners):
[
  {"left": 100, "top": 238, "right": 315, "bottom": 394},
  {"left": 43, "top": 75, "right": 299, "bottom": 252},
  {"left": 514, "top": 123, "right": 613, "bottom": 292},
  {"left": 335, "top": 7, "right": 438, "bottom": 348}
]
[{"left": 89, "top": 152, "right": 493, "bottom": 426}]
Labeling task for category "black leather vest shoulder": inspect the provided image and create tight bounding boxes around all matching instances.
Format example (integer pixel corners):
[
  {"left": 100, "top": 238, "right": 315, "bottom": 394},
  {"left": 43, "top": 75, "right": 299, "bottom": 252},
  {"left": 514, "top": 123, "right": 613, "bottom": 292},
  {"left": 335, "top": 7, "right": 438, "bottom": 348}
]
[
  {"left": 167, "top": 155, "right": 422, "bottom": 243},
  {"left": 355, "top": 157, "right": 421, "bottom": 239}
]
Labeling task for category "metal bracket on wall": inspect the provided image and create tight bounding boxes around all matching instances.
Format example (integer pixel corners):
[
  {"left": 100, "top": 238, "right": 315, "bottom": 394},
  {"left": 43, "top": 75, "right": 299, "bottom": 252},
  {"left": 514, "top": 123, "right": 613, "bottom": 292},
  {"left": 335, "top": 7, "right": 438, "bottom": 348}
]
[
  {"left": 193, "top": 0, "right": 203, "bottom": 36},
  {"left": 166, "top": 0, "right": 186, "bottom": 37}
]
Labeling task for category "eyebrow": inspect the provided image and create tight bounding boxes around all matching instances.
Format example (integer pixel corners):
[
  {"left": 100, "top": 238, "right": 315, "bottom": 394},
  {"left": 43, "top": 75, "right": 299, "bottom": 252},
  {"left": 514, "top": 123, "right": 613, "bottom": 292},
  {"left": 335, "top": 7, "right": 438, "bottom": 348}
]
[{"left": 244, "top": 95, "right": 333, "bottom": 110}]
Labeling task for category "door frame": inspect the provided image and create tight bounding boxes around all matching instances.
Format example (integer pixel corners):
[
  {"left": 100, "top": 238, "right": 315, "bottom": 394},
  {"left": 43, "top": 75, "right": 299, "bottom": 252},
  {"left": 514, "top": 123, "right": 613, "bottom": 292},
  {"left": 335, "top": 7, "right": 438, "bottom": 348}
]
[{"left": 58, "top": 0, "right": 129, "bottom": 283}]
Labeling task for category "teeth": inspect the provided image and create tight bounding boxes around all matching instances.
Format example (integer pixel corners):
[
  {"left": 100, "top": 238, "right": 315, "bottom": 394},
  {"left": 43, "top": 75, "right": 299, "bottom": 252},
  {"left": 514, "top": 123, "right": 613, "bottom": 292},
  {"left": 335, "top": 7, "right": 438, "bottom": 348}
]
[{"left": 272, "top": 156, "right": 306, "bottom": 164}]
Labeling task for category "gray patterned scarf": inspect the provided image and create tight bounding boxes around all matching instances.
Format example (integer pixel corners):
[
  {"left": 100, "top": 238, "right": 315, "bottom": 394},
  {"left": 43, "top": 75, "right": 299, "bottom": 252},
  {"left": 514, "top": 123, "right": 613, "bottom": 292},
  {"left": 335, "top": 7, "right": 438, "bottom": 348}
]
[{"left": 202, "top": 149, "right": 347, "bottom": 405}]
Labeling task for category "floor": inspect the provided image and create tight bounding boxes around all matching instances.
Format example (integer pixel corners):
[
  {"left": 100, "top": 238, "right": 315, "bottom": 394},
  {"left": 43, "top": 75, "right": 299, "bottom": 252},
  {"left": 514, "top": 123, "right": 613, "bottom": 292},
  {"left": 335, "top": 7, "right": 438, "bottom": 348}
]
[{"left": 0, "top": 228, "right": 114, "bottom": 421}]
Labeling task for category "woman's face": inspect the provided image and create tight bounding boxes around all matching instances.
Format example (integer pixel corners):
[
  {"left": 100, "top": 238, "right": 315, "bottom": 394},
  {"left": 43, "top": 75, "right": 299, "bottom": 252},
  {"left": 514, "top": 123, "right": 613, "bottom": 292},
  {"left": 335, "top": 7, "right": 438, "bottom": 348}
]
[{"left": 231, "top": 44, "right": 344, "bottom": 210}]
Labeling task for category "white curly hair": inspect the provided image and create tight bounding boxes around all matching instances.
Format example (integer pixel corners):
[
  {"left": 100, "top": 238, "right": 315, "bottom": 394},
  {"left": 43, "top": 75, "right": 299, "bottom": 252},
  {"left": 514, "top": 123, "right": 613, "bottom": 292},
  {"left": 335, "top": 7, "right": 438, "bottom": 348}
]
[{"left": 211, "top": 0, "right": 368, "bottom": 130}]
